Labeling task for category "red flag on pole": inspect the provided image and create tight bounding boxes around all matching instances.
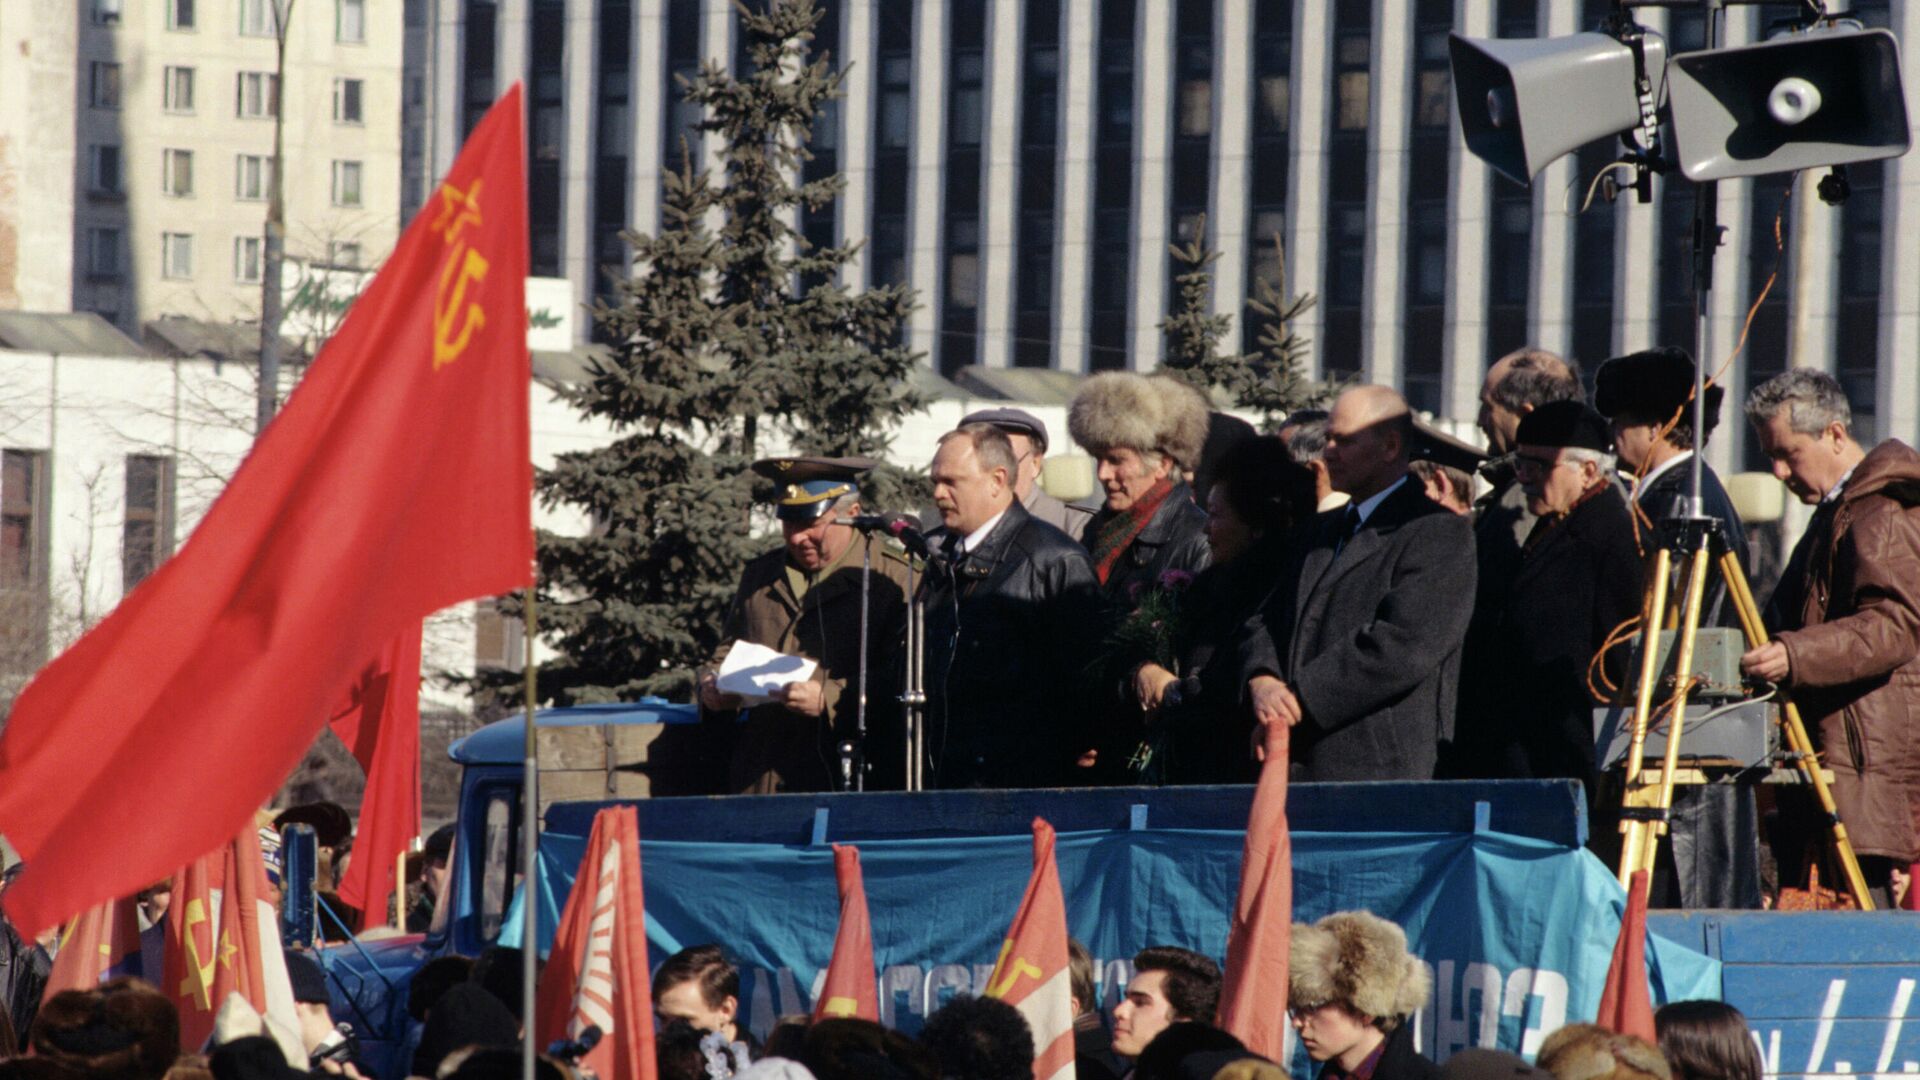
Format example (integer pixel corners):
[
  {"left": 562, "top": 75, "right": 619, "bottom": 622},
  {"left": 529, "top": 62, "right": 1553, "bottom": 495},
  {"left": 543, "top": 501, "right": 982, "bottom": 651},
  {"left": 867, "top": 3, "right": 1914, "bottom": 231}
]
[
  {"left": 813, "top": 844, "right": 879, "bottom": 1022},
  {"left": 42, "top": 896, "right": 143, "bottom": 995},
  {"left": 1596, "top": 869, "right": 1657, "bottom": 1043},
  {"left": 983, "top": 819, "right": 1076, "bottom": 1080},
  {"left": 329, "top": 624, "right": 425, "bottom": 929},
  {"left": 1218, "top": 721, "right": 1293, "bottom": 1059},
  {"left": 535, "top": 806, "right": 657, "bottom": 1080},
  {"left": 0, "top": 85, "right": 533, "bottom": 937},
  {"left": 163, "top": 826, "right": 271, "bottom": 1050}
]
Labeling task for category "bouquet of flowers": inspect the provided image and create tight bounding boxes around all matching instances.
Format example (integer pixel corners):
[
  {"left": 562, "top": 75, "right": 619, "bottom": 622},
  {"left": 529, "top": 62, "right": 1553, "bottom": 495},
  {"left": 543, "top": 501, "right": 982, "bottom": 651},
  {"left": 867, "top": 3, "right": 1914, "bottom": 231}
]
[{"left": 1101, "top": 569, "right": 1197, "bottom": 783}]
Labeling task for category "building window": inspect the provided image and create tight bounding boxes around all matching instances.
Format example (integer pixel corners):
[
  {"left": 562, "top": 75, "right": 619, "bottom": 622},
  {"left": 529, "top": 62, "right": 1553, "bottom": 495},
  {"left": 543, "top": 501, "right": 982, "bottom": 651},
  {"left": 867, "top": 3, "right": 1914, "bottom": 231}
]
[
  {"left": 89, "top": 144, "right": 123, "bottom": 196},
  {"left": 162, "top": 149, "right": 194, "bottom": 197},
  {"left": 235, "top": 154, "right": 274, "bottom": 200},
  {"left": 1089, "top": 0, "right": 1135, "bottom": 370},
  {"left": 86, "top": 227, "right": 122, "bottom": 279},
  {"left": 240, "top": 0, "right": 278, "bottom": 37},
  {"left": 331, "top": 160, "right": 363, "bottom": 207},
  {"left": 1013, "top": 0, "right": 1060, "bottom": 367},
  {"left": 940, "top": 1, "right": 988, "bottom": 376},
  {"left": 1, "top": 450, "right": 46, "bottom": 589},
  {"left": 237, "top": 72, "right": 279, "bottom": 118},
  {"left": 234, "top": 235, "right": 263, "bottom": 282},
  {"left": 163, "top": 66, "right": 195, "bottom": 112},
  {"left": 1167, "top": 0, "right": 1213, "bottom": 319},
  {"left": 330, "top": 241, "right": 362, "bottom": 268},
  {"left": 333, "top": 78, "right": 364, "bottom": 124},
  {"left": 1321, "top": 0, "right": 1372, "bottom": 380},
  {"left": 868, "top": 7, "right": 912, "bottom": 301},
  {"left": 91, "top": 0, "right": 123, "bottom": 26},
  {"left": 663, "top": 0, "right": 702, "bottom": 177},
  {"left": 161, "top": 233, "right": 194, "bottom": 279},
  {"left": 168, "top": 0, "right": 196, "bottom": 30},
  {"left": 1400, "top": 0, "right": 1452, "bottom": 414},
  {"left": 336, "top": 0, "right": 366, "bottom": 42},
  {"left": 122, "top": 456, "right": 175, "bottom": 591},
  {"left": 90, "top": 62, "right": 121, "bottom": 109},
  {"left": 1244, "top": 0, "right": 1293, "bottom": 355}
]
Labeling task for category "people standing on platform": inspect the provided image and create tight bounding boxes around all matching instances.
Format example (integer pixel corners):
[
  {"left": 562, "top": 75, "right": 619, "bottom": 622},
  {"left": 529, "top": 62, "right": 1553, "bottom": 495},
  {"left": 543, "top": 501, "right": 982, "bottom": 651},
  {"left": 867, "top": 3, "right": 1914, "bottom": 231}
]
[
  {"left": 957, "top": 406, "right": 1095, "bottom": 540},
  {"left": 1741, "top": 369, "right": 1920, "bottom": 909},
  {"left": 1240, "top": 386, "right": 1476, "bottom": 781},
  {"left": 922, "top": 424, "right": 1105, "bottom": 788},
  {"left": 1487, "top": 403, "right": 1643, "bottom": 787},
  {"left": 699, "top": 457, "right": 914, "bottom": 795},
  {"left": 1288, "top": 911, "right": 1439, "bottom": 1080},
  {"left": 1068, "top": 372, "right": 1214, "bottom": 604}
]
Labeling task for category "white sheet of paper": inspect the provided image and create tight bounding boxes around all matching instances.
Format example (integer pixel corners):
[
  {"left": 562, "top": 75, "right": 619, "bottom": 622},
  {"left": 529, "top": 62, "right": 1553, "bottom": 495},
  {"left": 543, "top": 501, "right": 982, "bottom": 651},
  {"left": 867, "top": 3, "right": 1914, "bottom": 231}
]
[{"left": 714, "top": 640, "right": 819, "bottom": 706}]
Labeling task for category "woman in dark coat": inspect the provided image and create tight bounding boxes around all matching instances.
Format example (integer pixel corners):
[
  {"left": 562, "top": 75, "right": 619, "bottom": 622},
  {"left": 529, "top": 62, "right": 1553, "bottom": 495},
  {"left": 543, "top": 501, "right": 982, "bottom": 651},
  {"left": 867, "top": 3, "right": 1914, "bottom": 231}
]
[{"left": 1127, "top": 436, "right": 1317, "bottom": 784}]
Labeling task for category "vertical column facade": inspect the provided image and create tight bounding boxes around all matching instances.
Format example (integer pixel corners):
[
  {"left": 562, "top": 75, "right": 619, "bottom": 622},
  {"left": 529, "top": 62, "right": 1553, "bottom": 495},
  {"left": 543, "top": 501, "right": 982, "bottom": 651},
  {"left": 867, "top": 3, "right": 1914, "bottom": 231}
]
[
  {"left": 976, "top": 0, "right": 1024, "bottom": 368},
  {"left": 1286, "top": 0, "right": 1334, "bottom": 378},
  {"left": 907, "top": 0, "right": 949, "bottom": 363},
  {"left": 629, "top": 0, "right": 668, "bottom": 238},
  {"left": 839, "top": 0, "right": 878, "bottom": 284},
  {"left": 1360, "top": 0, "right": 1412, "bottom": 387},
  {"left": 1441, "top": 0, "right": 1492, "bottom": 419},
  {"left": 561, "top": 0, "right": 598, "bottom": 334},
  {"left": 1879, "top": 1, "right": 1920, "bottom": 450},
  {"left": 1787, "top": 182, "right": 1839, "bottom": 375},
  {"left": 431, "top": 0, "right": 465, "bottom": 183},
  {"left": 1527, "top": 0, "right": 1576, "bottom": 358},
  {"left": 1209, "top": 0, "right": 1254, "bottom": 336},
  {"left": 1128, "top": 0, "right": 1174, "bottom": 370},
  {"left": 1053, "top": 0, "right": 1099, "bottom": 372}
]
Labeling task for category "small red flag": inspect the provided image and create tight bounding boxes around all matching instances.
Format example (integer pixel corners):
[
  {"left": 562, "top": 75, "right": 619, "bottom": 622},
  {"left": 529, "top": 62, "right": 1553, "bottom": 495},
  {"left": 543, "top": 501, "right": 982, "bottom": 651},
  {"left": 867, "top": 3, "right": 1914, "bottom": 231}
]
[
  {"left": 163, "top": 826, "right": 271, "bottom": 1050},
  {"left": 535, "top": 806, "right": 657, "bottom": 1080},
  {"left": 1905, "top": 862, "right": 1919, "bottom": 911},
  {"left": 330, "top": 624, "right": 425, "bottom": 929},
  {"left": 42, "top": 896, "right": 143, "bottom": 996},
  {"left": 0, "top": 85, "right": 532, "bottom": 937},
  {"left": 1219, "top": 721, "right": 1293, "bottom": 1059},
  {"left": 983, "top": 819, "right": 1076, "bottom": 1080},
  {"left": 813, "top": 844, "right": 879, "bottom": 1022},
  {"left": 1596, "top": 869, "right": 1657, "bottom": 1043}
]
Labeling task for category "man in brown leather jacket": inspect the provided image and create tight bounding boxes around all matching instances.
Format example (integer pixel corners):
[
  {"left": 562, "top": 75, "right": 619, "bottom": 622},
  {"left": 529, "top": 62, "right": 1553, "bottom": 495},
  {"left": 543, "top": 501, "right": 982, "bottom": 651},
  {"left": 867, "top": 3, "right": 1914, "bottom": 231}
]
[
  {"left": 698, "top": 457, "right": 914, "bottom": 794},
  {"left": 1743, "top": 370, "right": 1920, "bottom": 906}
]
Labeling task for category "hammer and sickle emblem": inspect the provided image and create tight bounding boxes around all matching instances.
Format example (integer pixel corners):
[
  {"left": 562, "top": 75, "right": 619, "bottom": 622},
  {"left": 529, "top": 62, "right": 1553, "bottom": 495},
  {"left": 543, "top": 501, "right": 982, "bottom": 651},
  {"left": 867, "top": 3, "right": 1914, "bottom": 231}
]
[
  {"left": 177, "top": 899, "right": 216, "bottom": 1009},
  {"left": 984, "top": 938, "right": 1045, "bottom": 999},
  {"left": 434, "top": 246, "right": 490, "bottom": 370}
]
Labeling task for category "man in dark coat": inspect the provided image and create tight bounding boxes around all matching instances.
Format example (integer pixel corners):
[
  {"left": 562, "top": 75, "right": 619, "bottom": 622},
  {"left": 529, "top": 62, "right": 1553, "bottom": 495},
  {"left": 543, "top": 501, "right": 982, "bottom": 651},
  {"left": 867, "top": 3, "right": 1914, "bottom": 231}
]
[
  {"left": 1068, "top": 371, "right": 1213, "bottom": 604},
  {"left": 923, "top": 424, "right": 1105, "bottom": 788},
  {"left": 1743, "top": 369, "right": 1920, "bottom": 907},
  {"left": 699, "top": 457, "right": 913, "bottom": 794},
  {"left": 1240, "top": 385, "right": 1476, "bottom": 781},
  {"left": 1495, "top": 402, "right": 1644, "bottom": 788}
]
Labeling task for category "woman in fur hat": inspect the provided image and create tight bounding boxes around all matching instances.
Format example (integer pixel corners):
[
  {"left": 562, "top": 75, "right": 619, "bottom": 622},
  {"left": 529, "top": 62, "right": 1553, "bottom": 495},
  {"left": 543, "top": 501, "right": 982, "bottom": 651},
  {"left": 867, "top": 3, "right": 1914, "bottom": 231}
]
[
  {"left": 1289, "top": 911, "right": 1440, "bottom": 1080},
  {"left": 1067, "top": 373, "right": 1215, "bottom": 603}
]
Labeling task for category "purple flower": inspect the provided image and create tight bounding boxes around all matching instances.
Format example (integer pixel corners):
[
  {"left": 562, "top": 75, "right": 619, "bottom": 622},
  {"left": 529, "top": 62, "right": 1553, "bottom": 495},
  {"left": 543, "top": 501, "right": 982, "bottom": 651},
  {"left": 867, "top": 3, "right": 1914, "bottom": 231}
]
[
  {"left": 1127, "top": 581, "right": 1145, "bottom": 603},
  {"left": 1158, "top": 569, "right": 1195, "bottom": 590}
]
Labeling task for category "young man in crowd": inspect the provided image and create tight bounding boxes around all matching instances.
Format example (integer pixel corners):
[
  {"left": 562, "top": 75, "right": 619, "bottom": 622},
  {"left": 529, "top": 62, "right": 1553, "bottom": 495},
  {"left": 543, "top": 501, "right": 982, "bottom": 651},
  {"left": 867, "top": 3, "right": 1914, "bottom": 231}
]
[{"left": 1110, "top": 946, "right": 1222, "bottom": 1062}]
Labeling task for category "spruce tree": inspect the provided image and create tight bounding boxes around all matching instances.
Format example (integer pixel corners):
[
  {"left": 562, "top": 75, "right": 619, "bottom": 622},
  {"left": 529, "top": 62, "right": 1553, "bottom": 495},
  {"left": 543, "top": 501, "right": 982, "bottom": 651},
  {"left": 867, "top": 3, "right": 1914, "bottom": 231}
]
[
  {"left": 505, "top": 0, "right": 921, "bottom": 705},
  {"left": 1159, "top": 218, "right": 1324, "bottom": 430}
]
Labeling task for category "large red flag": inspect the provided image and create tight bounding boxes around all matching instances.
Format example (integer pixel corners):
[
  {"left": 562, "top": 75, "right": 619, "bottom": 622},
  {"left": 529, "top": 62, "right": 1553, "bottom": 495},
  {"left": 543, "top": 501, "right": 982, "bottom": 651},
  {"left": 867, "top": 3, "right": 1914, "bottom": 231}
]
[
  {"left": 983, "top": 819, "right": 1076, "bottom": 1080},
  {"left": 329, "top": 624, "right": 425, "bottom": 929},
  {"left": 42, "top": 896, "right": 143, "bottom": 995},
  {"left": 1218, "top": 721, "right": 1292, "bottom": 1059},
  {"left": 813, "top": 844, "right": 879, "bottom": 1022},
  {"left": 535, "top": 806, "right": 657, "bottom": 1080},
  {"left": 1596, "top": 869, "right": 1657, "bottom": 1043},
  {"left": 163, "top": 826, "right": 270, "bottom": 1050},
  {"left": 0, "top": 85, "right": 533, "bottom": 936}
]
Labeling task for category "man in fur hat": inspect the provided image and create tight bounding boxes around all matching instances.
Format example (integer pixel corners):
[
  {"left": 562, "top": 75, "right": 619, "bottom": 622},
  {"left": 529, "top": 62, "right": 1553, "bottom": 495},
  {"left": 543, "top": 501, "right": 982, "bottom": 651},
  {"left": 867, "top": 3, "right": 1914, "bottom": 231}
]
[
  {"left": 1068, "top": 373, "right": 1214, "bottom": 603},
  {"left": 1289, "top": 911, "right": 1439, "bottom": 1080}
]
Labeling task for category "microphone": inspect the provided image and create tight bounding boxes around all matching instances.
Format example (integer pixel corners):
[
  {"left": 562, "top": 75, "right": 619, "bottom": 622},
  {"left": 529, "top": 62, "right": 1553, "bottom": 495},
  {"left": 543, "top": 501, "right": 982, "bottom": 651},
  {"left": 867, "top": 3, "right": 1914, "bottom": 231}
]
[{"left": 834, "top": 514, "right": 932, "bottom": 558}]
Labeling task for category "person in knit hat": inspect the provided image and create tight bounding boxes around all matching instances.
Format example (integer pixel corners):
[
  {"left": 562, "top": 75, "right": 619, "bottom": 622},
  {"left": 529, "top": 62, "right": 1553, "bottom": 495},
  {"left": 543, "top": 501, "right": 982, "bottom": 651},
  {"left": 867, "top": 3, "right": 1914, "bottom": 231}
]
[
  {"left": 1289, "top": 911, "right": 1439, "bottom": 1080},
  {"left": 1068, "top": 372, "right": 1214, "bottom": 603}
]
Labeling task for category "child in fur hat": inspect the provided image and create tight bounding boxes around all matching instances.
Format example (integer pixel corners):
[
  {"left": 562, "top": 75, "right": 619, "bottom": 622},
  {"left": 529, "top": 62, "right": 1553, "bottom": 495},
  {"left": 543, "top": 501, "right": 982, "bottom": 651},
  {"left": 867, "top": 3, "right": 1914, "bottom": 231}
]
[{"left": 1289, "top": 911, "right": 1440, "bottom": 1080}]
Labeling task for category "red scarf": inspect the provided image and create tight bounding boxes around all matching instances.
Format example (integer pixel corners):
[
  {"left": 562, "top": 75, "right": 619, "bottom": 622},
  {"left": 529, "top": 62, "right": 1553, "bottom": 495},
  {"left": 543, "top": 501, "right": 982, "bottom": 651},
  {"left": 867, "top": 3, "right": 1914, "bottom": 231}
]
[{"left": 1090, "top": 476, "right": 1176, "bottom": 584}]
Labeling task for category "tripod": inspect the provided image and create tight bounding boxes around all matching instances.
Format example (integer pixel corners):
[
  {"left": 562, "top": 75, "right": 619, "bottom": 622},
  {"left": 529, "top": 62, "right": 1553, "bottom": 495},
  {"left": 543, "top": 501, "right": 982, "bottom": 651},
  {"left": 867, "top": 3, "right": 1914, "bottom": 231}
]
[{"left": 1612, "top": 517, "right": 1873, "bottom": 909}]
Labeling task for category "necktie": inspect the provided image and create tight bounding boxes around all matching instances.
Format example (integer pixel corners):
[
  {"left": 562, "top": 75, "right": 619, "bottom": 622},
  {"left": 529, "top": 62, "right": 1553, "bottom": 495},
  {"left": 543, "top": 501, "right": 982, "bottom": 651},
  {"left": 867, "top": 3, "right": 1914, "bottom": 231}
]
[{"left": 1334, "top": 506, "right": 1362, "bottom": 557}]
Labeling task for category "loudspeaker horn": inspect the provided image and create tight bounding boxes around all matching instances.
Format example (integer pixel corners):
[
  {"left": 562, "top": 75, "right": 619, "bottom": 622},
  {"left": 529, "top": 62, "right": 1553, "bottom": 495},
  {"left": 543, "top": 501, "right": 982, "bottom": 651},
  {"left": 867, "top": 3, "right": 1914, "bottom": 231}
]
[
  {"left": 1666, "top": 27, "right": 1911, "bottom": 182},
  {"left": 1450, "top": 31, "right": 1666, "bottom": 186}
]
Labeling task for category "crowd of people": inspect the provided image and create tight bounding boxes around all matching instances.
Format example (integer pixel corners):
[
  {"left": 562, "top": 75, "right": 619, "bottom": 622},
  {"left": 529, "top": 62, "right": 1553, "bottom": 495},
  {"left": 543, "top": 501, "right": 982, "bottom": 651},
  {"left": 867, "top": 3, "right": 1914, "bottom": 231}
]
[{"left": 697, "top": 351, "right": 1920, "bottom": 910}]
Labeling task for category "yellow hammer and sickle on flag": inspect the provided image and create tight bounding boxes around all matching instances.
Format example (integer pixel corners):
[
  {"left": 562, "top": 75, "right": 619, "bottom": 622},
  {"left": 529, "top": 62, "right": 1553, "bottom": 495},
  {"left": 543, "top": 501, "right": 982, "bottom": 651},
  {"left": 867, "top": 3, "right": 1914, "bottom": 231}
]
[
  {"left": 177, "top": 899, "right": 216, "bottom": 1010},
  {"left": 984, "top": 938, "right": 1044, "bottom": 999},
  {"left": 821, "top": 997, "right": 860, "bottom": 1018},
  {"left": 434, "top": 246, "right": 490, "bottom": 370}
]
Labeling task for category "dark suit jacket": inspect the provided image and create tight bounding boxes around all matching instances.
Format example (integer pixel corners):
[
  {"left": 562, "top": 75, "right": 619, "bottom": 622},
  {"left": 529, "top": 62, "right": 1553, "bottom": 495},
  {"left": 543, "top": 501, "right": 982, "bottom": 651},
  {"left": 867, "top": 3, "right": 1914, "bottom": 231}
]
[{"left": 1242, "top": 476, "right": 1476, "bottom": 780}]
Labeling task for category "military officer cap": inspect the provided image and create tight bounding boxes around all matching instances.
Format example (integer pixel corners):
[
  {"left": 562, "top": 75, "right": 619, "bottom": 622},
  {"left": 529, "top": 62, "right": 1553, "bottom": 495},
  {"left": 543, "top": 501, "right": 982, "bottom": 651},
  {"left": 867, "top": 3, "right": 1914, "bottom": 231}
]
[
  {"left": 959, "top": 407, "right": 1049, "bottom": 454},
  {"left": 1410, "top": 419, "right": 1487, "bottom": 475},
  {"left": 751, "top": 455, "right": 877, "bottom": 523}
]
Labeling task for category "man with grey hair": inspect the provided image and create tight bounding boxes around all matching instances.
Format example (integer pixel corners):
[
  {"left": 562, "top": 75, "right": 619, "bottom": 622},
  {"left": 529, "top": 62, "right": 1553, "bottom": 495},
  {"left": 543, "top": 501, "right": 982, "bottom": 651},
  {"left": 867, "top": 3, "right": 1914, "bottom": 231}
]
[
  {"left": 922, "top": 423, "right": 1105, "bottom": 787},
  {"left": 1742, "top": 369, "right": 1920, "bottom": 906},
  {"left": 1480, "top": 401, "right": 1643, "bottom": 786},
  {"left": 1278, "top": 409, "right": 1345, "bottom": 512}
]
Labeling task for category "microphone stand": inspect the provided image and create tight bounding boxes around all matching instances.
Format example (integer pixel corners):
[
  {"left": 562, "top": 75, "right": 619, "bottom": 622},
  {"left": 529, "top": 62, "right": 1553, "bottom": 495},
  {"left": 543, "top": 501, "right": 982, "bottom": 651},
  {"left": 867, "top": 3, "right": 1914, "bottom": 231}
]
[{"left": 837, "top": 538, "right": 872, "bottom": 792}]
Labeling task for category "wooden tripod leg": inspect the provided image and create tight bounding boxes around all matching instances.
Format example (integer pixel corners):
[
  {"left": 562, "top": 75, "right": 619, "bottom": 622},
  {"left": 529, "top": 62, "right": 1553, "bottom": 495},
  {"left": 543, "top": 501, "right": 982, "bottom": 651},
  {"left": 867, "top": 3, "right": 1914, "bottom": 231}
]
[
  {"left": 1719, "top": 551, "right": 1876, "bottom": 910},
  {"left": 1618, "top": 548, "right": 1675, "bottom": 889}
]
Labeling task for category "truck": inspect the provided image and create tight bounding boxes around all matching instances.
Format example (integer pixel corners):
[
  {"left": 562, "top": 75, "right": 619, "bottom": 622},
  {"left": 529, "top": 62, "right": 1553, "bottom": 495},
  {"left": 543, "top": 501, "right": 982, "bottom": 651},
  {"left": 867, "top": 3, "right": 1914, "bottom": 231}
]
[{"left": 316, "top": 701, "right": 1920, "bottom": 1080}]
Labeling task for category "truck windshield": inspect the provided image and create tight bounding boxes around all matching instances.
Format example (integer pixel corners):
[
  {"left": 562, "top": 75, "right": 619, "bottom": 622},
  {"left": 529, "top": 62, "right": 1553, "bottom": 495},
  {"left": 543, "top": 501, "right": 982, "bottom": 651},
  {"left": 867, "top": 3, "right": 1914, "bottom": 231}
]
[{"left": 478, "top": 792, "right": 516, "bottom": 942}]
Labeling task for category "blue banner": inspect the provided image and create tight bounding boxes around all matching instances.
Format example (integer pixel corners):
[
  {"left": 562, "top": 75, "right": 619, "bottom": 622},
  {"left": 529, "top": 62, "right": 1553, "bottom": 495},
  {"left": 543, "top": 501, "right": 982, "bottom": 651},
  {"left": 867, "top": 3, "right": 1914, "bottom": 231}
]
[{"left": 505, "top": 823, "right": 1718, "bottom": 1070}]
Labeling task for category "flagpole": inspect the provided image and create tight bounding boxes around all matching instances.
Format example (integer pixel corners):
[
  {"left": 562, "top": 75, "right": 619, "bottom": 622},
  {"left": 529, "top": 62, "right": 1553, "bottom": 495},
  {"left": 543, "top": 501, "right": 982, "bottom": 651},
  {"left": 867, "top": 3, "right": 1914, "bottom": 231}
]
[{"left": 521, "top": 584, "right": 539, "bottom": 1080}]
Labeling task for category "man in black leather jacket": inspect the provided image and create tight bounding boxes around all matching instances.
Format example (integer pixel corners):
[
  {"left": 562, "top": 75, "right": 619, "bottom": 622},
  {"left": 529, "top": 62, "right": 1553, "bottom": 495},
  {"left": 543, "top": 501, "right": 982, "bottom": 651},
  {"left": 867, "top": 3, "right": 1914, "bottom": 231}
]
[{"left": 922, "top": 424, "right": 1106, "bottom": 788}]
